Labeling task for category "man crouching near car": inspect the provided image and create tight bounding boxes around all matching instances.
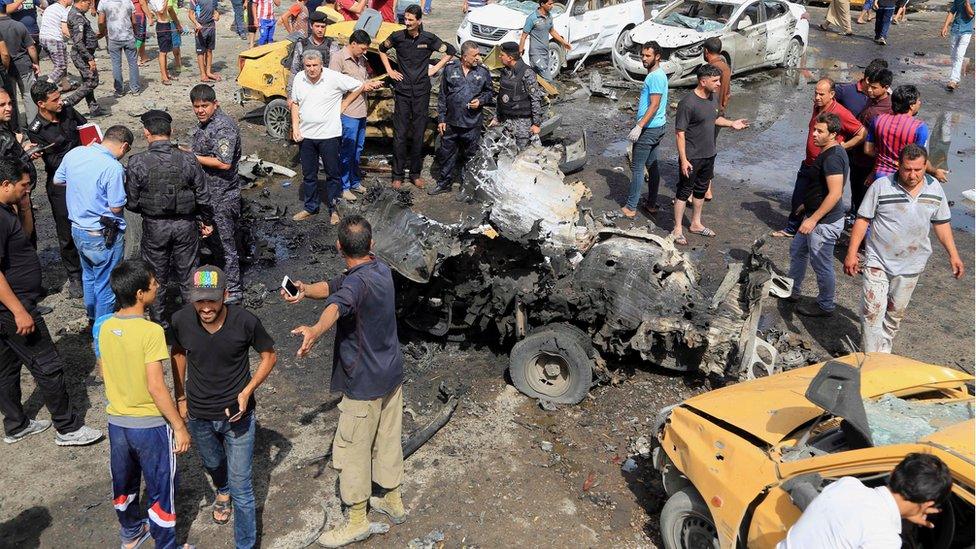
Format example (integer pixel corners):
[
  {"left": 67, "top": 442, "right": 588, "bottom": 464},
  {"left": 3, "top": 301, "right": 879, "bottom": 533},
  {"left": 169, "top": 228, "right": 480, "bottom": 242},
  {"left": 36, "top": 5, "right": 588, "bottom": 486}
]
[
  {"left": 778, "top": 453, "right": 952, "bottom": 548},
  {"left": 282, "top": 215, "right": 406, "bottom": 548}
]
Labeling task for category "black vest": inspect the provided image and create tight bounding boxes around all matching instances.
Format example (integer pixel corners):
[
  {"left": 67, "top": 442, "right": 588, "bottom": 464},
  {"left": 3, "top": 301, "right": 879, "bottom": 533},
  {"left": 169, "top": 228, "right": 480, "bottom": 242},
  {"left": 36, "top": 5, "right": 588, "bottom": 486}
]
[
  {"left": 138, "top": 145, "right": 196, "bottom": 217},
  {"left": 497, "top": 60, "right": 532, "bottom": 119}
]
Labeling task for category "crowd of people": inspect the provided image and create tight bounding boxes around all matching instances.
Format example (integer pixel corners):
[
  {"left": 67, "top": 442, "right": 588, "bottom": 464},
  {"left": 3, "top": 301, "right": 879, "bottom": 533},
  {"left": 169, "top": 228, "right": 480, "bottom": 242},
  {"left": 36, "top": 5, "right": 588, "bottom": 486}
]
[{"left": 0, "top": 0, "right": 970, "bottom": 547}]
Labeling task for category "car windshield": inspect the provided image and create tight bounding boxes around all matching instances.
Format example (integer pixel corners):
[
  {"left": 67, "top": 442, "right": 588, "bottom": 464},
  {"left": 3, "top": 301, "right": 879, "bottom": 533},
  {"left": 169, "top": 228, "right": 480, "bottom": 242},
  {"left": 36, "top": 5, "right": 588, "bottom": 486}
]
[
  {"left": 497, "top": 0, "right": 567, "bottom": 15},
  {"left": 655, "top": 0, "right": 735, "bottom": 32}
]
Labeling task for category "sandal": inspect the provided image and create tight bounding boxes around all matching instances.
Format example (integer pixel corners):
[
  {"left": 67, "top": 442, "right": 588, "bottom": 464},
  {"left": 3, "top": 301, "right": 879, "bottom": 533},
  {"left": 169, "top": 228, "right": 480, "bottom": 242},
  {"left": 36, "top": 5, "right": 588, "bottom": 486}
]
[
  {"left": 673, "top": 233, "right": 688, "bottom": 246},
  {"left": 121, "top": 522, "right": 151, "bottom": 549},
  {"left": 212, "top": 496, "right": 232, "bottom": 525},
  {"left": 690, "top": 227, "right": 716, "bottom": 237}
]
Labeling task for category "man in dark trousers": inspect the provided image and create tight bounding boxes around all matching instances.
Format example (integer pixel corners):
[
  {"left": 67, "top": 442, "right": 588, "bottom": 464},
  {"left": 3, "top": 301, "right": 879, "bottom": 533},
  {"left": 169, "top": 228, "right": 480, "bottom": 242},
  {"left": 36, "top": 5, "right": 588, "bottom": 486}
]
[
  {"left": 190, "top": 84, "right": 244, "bottom": 303},
  {"left": 63, "top": 0, "right": 105, "bottom": 116},
  {"left": 378, "top": 3, "right": 455, "bottom": 190},
  {"left": 0, "top": 157, "right": 102, "bottom": 446},
  {"left": 25, "top": 79, "right": 84, "bottom": 298},
  {"left": 126, "top": 110, "right": 214, "bottom": 328},
  {"left": 492, "top": 41, "right": 543, "bottom": 151},
  {"left": 172, "top": 265, "right": 277, "bottom": 549},
  {"left": 284, "top": 215, "right": 406, "bottom": 548},
  {"left": 429, "top": 40, "right": 492, "bottom": 196}
]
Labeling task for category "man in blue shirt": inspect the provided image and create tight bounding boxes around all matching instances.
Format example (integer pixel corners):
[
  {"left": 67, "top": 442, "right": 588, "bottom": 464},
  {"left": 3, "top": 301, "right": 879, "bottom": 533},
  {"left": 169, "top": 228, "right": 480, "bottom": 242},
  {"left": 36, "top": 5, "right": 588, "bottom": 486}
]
[
  {"left": 941, "top": 0, "right": 974, "bottom": 90},
  {"left": 518, "top": 0, "right": 570, "bottom": 81},
  {"left": 624, "top": 41, "right": 668, "bottom": 218},
  {"left": 54, "top": 125, "right": 133, "bottom": 322},
  {"left": 833, "top": 57, "right": 887, "bottom": 117},
  {"left": 283, "top": 215, "right": 406, "bottom": 548}
]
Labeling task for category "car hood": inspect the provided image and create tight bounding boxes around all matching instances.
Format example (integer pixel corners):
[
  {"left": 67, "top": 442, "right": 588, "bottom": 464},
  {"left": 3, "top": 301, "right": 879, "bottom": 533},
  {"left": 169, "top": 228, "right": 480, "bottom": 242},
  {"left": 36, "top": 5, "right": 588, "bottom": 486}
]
[
  {"left": 628, "top": 21, "right": 718, "bottom": 49},
  {"left": 467, "top": 4, "right": 530, "bottom": 30},
  {"left": 680, "top": 353, "right": 974, "bottom": 446},
  {"left": 238, "top": 40, "right": 290, "bottom": 59}
]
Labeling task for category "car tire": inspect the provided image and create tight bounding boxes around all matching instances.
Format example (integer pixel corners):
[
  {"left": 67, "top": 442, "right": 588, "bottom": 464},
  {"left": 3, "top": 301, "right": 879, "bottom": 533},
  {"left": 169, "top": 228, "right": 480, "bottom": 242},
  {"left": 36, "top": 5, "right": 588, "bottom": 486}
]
[
  {"left": 546, "top": 41, "right": 565, "bottom": 80},
  {"left": 264, "top": 98, "right": 291, "bottom": 140},
  {"left": 660, "top": 487, "right": 720, "bottom": 549},
  {"left": 509, "top": 323, "right": 594, "bottom": 404},
  {"left": 781, "top": 38, "right": 803, "bottom": 69}
]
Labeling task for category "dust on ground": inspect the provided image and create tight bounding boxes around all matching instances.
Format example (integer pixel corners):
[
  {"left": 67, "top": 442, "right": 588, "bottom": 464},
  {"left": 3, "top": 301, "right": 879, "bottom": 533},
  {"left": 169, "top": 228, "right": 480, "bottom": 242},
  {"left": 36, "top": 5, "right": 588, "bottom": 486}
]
[{"left": 0, "top": 3, "right": 973, "bottom": 548}]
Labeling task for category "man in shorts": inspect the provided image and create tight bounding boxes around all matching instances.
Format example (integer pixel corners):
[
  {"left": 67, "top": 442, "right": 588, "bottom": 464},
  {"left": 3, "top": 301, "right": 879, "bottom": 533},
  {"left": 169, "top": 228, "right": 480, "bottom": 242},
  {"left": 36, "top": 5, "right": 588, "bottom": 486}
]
[
  {"left": 150, "top": 0, "right": 183, "bottom": 84},
  {"left": 188, "top": 0, "right": 219, "bottom": 82},
  {"left": 672, "top": 64, "right": 749, "bottom": 245}
]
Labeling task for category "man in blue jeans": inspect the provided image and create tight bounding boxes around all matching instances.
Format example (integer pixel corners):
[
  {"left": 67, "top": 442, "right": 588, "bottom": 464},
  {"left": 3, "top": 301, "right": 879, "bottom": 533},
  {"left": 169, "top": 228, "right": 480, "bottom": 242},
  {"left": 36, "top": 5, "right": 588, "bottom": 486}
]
[
  {"left": 623, "top": 40, "right": 668, "bottom": 218},
  {"left": 55, "top": 124, "right": 132, "bottom": 322},
  {"left": 874, "top": 0, "right": 897, "bottom": 44},
  {"left": 172, "top": 265, "right": 276, "bottom": 549}
]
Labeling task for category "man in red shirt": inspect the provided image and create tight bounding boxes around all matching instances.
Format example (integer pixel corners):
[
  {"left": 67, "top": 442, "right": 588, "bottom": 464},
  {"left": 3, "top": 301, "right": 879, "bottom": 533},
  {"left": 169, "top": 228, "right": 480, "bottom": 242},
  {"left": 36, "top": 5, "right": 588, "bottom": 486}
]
[
  {"left": 371, "top": 0, "right": 393, "bottom": 21},
  {"left": 773, "top": 78, "right": 865, "bottom": 237},
  {"left": 336, "top": 0, "right": 365, "bottom": 19},
  {"left": 848, "top": 67, "right": 892, "bottom": 218}
]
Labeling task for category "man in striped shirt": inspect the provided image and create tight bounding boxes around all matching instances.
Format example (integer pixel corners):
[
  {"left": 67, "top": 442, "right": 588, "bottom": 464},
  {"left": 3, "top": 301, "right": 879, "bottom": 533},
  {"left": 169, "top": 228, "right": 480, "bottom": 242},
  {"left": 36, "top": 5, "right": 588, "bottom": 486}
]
[
  {"left": 864, "top": 84, "right": 947, "bottom": 184},
  {"left": 254, "top": 0, "right": 281, "bottom": 45},
  {"left": 844, "top": 144, "right": 963, "bottom": 353}
]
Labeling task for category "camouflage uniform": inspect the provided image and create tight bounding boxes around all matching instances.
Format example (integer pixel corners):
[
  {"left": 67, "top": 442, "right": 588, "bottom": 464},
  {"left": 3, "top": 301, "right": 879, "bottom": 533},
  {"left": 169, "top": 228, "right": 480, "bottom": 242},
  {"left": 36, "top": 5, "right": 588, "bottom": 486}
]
[
  {"left": 126, "top": 140, "right": 214, "bottom": 326},
  {"left": 63, "top": 6, "right": 99, "bottom": 110},
  {"left": 497, "top": 60, "right": 543, "bottom": 151},
  {"left": 191, "top": 108, "right": 243, "bottom": 301}
]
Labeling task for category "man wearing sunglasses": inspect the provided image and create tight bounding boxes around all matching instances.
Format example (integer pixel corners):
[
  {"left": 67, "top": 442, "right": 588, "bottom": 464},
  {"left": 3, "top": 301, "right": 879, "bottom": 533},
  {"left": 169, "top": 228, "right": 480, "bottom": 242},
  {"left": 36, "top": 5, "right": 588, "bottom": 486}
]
[{"left": 170, "top": 265, "right": 277, "bottom": 549}]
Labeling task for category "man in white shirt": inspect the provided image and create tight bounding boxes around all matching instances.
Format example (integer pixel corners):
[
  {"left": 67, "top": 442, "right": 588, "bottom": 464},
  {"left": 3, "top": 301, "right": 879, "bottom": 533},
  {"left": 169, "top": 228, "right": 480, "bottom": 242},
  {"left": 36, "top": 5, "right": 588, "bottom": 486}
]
[
  {"left": 38, "top": 0, "right": 72, "bottom": 88},
  {"left": 289, "top": 48, "right": 378, "bottom": 224},
  {"left": 778, "top": 453, "right": 952, "bottom": 548}
]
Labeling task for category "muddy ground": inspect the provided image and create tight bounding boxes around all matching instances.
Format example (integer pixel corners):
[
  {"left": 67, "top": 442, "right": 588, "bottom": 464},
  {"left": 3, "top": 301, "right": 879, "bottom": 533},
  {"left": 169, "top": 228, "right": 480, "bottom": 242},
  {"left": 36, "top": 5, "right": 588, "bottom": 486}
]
[{"left": 0, "top": 2, "right": 973, "bottom": 548}]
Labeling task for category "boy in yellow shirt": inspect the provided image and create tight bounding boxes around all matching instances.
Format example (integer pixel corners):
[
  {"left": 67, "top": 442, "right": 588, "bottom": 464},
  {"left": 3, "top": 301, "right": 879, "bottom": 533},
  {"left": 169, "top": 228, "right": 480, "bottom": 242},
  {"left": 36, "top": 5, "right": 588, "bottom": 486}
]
[{"left": 95, "top": 259, "right": 194, "bottom": 549}]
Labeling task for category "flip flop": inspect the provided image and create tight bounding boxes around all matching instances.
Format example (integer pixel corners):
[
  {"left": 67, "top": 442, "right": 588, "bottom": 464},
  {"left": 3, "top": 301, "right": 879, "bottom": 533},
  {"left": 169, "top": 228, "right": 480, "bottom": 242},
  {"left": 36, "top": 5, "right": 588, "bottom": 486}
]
[
  {"left": 162, "top": 80, "right": 173, "bottom": 86},
  {"left": 122, "top": 523, "right": 151, "bottom": 549},
  {"left": 690, "top": 227, "right": 716, "bottom": 237},
  {"left": 673, "top": 234, "right": 688, "bottom": 246},
  {"left": 212, "top": 497, "right": 232, "bottom": 525}
]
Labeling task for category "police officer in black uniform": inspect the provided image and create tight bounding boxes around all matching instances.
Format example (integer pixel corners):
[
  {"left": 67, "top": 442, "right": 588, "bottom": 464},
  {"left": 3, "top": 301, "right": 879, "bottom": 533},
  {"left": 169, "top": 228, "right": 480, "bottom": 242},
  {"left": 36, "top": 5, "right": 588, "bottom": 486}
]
[
  {"left": 378, "top": 4, "right": 456, "bottom": 190},
  {"left": 0, "top": 88, "right": 36, "bottom": 243},
  {"left": 125, "top": 110, "right": 214, "bottom": 327},
  {"left": 493, "top": 41, "right": 543, "bottom": 151},
  {"left": 286, "top": 10, "right": 335, "bottom": 96},
  {"left": 25, "top": 79, "right": 85, "bottom": 298}
]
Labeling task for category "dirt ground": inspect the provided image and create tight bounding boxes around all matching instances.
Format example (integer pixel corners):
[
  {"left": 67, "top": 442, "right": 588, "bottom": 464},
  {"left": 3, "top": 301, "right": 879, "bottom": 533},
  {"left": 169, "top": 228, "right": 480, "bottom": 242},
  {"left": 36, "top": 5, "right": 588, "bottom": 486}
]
[{"left": 0, "top": 2, "right": 973, "bottom": 548}]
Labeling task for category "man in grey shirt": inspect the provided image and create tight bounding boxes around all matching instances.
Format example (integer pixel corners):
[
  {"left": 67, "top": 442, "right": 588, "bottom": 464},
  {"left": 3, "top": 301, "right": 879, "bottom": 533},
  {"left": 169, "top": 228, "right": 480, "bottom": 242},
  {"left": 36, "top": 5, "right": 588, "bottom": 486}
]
[
  {"left": 517, "top": 0, "right": 570, "bottom": 81},
  {"left": 844, "top": 143, "right": 964, "bottom": 353},
  {"left": 98, "top": 0, "right": 141, "bottom": 96},
  {"left": 0, "top": 13, "right": 39, "bottom": 129}
]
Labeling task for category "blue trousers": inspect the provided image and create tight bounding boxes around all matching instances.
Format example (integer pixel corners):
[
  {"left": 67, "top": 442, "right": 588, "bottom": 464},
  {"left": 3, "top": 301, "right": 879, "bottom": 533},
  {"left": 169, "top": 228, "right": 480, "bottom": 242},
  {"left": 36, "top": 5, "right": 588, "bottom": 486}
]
[
  {"left": 299, "top": 137, "right": 341, "bottom": 215},
  {"left": 875, "top": 7, "right": 894, "bottom": 39},
  {"left": 107, "top": 39, "right": 140, "bottom": 94},
  {"left": 340, "top": 115, "right": 366, "bottom": 191},
  {"left": 71, "top": 226, "right": 125, "bottom": 320},
  {"left": 784, "top": 164, "right": 815, "bottom": 234},
  {"left": 257, "top": 18, "right": 276, "bottom": 45},
  {"left": 230, "top": 0, "right": 246, "bottom": 36},
  {"left": 188, "top": 412, "right": 257, "bottom": 549},
  {"left": 627, "top": 125, "right": 665, "bottom": 210},
  {"left": 788, "top": 216, "right": 845, "bottom": 312},
  {"left": 109, "top": 423, "right": 178, "bottom": 549}
]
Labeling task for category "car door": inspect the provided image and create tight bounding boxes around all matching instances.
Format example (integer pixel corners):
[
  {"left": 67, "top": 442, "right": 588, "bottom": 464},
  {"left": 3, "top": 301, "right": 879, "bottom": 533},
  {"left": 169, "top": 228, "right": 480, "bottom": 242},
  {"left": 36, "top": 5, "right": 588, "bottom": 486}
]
[
  {"left": 762, "top": 0, "right": 793, "bottom": 64},
  {"left": 564, "top": 0, "right": 602, "bottom": 56},
  {"left": 727, "top": 0, "right": 766, "bottom": 71}
]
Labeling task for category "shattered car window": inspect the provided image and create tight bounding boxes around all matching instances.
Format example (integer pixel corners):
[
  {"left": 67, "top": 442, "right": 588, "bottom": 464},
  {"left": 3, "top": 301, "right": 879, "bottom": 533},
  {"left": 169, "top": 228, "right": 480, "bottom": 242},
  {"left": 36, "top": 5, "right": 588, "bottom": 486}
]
[
  {"left": 497, "top": 0, "right": 567, "bottom": 15},
  {"left": 864, "top": 394, "right": 975, "bottom": 446},
  {"left": 657, "top": 0, "right": 734, "bottom": 32}
]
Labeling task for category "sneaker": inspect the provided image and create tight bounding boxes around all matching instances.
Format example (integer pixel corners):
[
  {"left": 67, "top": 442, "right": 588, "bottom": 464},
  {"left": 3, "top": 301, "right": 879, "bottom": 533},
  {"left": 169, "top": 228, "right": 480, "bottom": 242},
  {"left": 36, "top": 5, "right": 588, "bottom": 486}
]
[
  {"left": 875, "top": 37, "right": 887, "bottom": 45},
  {"left": 88, "top": 104, "right": 108, "bottom": 117},
  {"left": 292, "top": 209, "right": 317, "bottom": 221},
  {"left": 796, "top": 302, "right": 833, "bottom": 318},
  {"left": 67, "top": 277, "right": 84, "bottom": 299},
  {"left": 113, "top": 90, "right": 127, "bottom": 99},
  {"left": 426, "top": 184, "right": 451, "bottom": 196},
  {"left": 4, "top": 419, "right": 52, "bottom": 444},
  {"left": 350, "top": 185, "right": 367, "bottom": 194},
  {"left": 55, "top": 424, "right": 104, "bottom": 446},
  {"left": 35, "top": 304, "right": 54, "bottom": 315},
  {"left": 341, "top": 190, "right": 358, "bottom": 201},
  {"left": 130, "top": 87, "right": 143, "bottom": 96}
]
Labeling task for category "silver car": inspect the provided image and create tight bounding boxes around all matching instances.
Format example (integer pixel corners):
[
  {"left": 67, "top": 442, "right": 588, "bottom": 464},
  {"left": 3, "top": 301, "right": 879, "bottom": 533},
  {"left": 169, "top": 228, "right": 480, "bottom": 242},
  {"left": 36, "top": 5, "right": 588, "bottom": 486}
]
[{"left": 612, "top": 0, "right": 809, "bottom": 85}]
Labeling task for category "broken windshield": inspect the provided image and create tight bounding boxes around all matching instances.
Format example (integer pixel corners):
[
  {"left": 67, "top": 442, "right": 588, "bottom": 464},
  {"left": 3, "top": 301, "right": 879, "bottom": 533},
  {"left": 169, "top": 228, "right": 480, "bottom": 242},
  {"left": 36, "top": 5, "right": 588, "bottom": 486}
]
[
  {"left": 497, "top": 0, "right": 566, "bottom": 15},
  {"left": 656, "top": 0, "right": 734, "bottom": 32}
]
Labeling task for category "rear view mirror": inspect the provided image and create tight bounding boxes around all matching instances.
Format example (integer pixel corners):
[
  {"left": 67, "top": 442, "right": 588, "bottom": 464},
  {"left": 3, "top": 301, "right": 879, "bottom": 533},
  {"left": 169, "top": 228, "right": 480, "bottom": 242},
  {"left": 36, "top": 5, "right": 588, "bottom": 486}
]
[{"left": 572, "top": 3, "right": 587, "bottom": 16}]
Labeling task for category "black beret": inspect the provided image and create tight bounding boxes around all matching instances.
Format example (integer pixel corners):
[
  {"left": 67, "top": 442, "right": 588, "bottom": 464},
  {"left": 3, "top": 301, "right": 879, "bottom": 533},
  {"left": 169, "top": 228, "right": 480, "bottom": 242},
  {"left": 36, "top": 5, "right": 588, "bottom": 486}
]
[{"left": 140, "top": 109, "right": 172, "bottom": 125}]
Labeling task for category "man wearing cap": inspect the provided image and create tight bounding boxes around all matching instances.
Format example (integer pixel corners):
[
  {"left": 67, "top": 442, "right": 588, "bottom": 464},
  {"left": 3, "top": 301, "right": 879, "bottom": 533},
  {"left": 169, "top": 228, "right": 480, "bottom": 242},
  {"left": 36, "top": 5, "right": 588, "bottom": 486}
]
[
  {"left": 126, "top": 110, "right": 215, "bottom": 329},
  {"left": 171, "top": 264, "right": 277, "bottom": 549},
  {"left": 286, "top": 11, "right": 335, "bottom": 96},
  {"left": 492, "top": 41, "right": 543, "bottom": 151},
  {"left": 284, "top": 215, "right": 406, "bottom": 547}
]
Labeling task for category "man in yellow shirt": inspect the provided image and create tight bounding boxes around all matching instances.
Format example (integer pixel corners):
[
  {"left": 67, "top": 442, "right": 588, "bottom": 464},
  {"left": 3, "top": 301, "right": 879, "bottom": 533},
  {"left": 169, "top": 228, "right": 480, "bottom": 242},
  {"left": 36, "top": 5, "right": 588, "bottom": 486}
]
[{"left": 95, "top": 259, "right": 194, "bottom": 549}]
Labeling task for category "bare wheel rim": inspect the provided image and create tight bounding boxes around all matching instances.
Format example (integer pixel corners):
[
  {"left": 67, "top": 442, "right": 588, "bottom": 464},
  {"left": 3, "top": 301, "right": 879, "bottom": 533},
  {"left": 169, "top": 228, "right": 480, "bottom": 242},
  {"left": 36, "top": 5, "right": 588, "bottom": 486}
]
[
  {"left": 548, "top": 47, "right": 561, "bottom": 76},
  {"left": 677, "top": 513, "right": 719, "bottom": 549},
  {"left": 525, "top": 352, "right": 571, "bottom": 397},
  {"left": 266, "top": 104, "right": 290, "bottom": 138},
  {"left": 785, "top": 40, "right": 802, "bottom": 68}
]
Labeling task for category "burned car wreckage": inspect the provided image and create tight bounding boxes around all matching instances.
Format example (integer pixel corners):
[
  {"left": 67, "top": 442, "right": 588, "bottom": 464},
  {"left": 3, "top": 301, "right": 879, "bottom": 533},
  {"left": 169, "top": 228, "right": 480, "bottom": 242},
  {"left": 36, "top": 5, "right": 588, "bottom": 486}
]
[{"left": 340, "top": 129, "right": 793, "bottom": 404}]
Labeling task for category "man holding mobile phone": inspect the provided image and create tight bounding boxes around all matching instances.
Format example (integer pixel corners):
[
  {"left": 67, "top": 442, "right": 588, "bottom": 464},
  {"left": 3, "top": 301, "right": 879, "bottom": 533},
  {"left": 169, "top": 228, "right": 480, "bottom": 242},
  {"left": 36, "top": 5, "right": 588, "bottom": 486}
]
[{"left": 170, "top": 265, "right": 276, "bottom": 549}]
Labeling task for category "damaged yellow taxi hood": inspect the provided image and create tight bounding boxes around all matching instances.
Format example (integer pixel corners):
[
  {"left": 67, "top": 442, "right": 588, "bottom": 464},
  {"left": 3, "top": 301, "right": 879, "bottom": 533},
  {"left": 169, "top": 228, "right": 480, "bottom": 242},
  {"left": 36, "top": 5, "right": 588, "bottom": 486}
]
[
  {"left": 920, "top": 419, "right": 976, "bottom": 464},
  {"left": 681, "top": 354, "right": 974, "bottom": 446}
]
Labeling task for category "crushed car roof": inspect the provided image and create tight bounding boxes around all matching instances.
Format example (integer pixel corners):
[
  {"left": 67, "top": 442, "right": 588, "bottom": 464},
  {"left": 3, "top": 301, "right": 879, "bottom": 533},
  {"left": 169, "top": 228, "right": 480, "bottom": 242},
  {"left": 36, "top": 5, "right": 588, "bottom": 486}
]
[{"left": 681, "top": 353, "right": 974, "bottom": 446}]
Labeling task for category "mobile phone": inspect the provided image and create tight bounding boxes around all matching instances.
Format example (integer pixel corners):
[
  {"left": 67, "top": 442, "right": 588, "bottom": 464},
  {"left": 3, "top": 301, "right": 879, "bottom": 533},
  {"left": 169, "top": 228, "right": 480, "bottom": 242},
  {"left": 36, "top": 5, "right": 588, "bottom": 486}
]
[
  {"left": 225, "top": 405, "right": 244, "bottom": 422},
  {"left": 281, "top": 276, "right": 299, "bottom": 298}
]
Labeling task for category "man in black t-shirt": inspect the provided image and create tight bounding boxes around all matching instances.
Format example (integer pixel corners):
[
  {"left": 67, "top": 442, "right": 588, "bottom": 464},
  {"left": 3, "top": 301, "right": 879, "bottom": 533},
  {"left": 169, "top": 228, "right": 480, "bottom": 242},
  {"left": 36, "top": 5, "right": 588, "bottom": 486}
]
[
  {"left": 672, "top": 64, "right": 749, "bottom": 246},
  {"left": 787, "top": 112, "right": 848, "bottom": 318},
  {"left": 171, "top": 265, "right": 276, "bottom": 549},
  {"left": 0, "top": 158, "right": 102, "bottom": 446}
]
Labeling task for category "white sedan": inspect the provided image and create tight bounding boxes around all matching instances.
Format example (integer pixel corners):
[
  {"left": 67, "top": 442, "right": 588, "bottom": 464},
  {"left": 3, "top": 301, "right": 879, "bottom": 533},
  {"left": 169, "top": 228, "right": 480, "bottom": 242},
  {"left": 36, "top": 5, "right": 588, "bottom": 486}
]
[{"left": 612, "top": 0, "right": 809, "bottom": 85}]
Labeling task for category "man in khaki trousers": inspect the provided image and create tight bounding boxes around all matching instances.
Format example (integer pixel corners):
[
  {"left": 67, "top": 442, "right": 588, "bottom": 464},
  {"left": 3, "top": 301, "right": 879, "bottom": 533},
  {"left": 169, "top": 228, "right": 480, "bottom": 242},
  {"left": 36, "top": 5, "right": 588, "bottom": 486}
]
[
  {"left": 822, "top": 0, "right": 854, "bottom": 35},
  {"left": 284, "top": 215, "right": 407, "bottom": 547}
]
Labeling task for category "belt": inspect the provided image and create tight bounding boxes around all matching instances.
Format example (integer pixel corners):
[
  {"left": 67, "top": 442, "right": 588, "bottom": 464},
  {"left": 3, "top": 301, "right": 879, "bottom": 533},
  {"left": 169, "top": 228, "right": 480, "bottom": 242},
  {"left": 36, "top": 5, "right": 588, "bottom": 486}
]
[{"left": 85, "top": 229, "right": 103, "bottom": 236}]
